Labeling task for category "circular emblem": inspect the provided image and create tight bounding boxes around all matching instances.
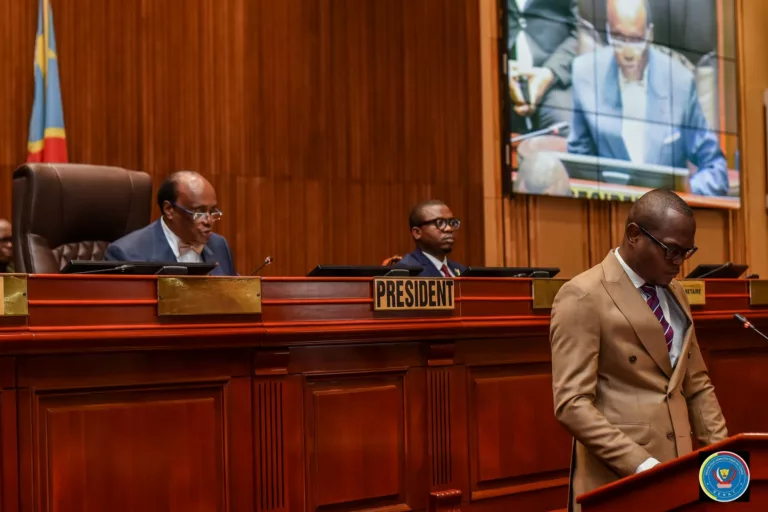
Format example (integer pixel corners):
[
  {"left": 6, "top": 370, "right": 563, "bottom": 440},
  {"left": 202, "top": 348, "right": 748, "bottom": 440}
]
[{"left": 699, "top": 451, "right": 750, "bottom": 502}]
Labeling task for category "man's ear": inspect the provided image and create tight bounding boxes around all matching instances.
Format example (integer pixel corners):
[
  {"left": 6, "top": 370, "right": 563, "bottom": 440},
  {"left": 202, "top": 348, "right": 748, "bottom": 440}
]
[
  {"left": 625, "top": 223, "right": 641, "bottom": 245},
  {"left": 162, "top": 201, "right": 174, "bottom": 220},
  {"left": 411, "top": 226, "right": 422, "bottom": 241}
]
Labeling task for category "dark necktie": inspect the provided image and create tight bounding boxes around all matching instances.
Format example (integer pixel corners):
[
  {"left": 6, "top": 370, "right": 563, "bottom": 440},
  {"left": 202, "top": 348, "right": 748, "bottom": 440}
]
[{"left": 640, "top": 284, "right": 674, "bottom": 351}]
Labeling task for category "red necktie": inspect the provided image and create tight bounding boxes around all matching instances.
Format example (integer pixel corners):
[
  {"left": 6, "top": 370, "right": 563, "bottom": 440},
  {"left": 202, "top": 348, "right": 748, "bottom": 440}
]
[{"left": 441, "top": 264, "right": 452, "bottom": 278}]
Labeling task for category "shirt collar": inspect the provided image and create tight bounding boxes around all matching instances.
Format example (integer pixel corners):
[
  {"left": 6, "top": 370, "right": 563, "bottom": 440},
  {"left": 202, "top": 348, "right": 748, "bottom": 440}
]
[
  {"left": 614, "top": 248, "right": 646, "bottom": 289},
  {"left": 618, "top": 64, "right": 649, "bottom": 91},
  {"left": 160, "top": 217, "right": 183, "bottom": 259},
  {"left": 421, "top": 250, "right": 449, "bottom": 273}
]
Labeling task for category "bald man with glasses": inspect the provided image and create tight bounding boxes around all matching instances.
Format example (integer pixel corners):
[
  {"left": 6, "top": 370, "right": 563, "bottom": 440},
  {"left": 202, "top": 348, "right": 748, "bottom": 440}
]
[
  {"left": 566, "top": 0, "right": 728, "bottom": 197},
  {"left": 105, "top": 170, "right": 236, "bottom": 276}
]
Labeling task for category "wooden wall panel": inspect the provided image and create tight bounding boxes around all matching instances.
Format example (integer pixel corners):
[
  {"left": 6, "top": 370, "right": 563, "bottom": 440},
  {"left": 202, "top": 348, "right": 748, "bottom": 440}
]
[{"left": 0, "top": 0, "right": 484, "bottom": 277}]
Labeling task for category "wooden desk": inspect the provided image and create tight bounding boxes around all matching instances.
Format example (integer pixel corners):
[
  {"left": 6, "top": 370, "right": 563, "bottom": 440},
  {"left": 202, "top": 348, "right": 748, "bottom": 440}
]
[{"left": 0, "top": 275, "right": 764, "bottom": 512}]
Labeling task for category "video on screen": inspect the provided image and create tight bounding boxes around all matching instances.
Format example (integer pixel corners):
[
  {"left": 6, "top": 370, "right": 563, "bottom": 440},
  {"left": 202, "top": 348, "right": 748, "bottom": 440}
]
[{"left": 503, "top": 0, "right": 739, "bottom": 208}]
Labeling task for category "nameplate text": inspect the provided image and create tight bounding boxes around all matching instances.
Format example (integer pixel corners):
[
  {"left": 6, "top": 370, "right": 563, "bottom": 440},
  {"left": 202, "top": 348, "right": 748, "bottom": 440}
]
[{"left": 373, "top": 278, "right": 455, "bottom": 311}]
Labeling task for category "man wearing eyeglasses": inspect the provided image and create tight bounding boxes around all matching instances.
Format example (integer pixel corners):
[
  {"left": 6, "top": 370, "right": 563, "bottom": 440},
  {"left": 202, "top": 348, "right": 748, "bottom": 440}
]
[
  {"left": 567, "top": 0, "right": 728, "bottom": 197},
  {"left": 105, "top": 171, "right": 236, "bottom": 276},
  {"left": 396, "top": 200, "right": 466, "bottom": 278},
  {"left": 549, "top": 189, "right": 727, "bottom": 511}
]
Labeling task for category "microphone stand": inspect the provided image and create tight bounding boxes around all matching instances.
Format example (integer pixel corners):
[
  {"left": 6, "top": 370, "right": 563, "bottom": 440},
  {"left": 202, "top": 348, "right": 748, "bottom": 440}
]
[{"left": 734, "top": 314, "right": 768, "bottom": 342}]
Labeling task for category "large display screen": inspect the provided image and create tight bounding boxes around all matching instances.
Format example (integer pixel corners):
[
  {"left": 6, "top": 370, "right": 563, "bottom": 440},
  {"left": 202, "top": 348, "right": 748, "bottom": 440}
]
[{"left": 502, "top": 0, "right": 739, "bottom": 208}]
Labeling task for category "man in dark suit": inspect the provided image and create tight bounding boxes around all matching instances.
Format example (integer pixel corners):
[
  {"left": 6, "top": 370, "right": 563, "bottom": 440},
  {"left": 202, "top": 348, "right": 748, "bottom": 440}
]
[
  {"left": 507, "top": 0, "right": 579, "bottom": 133},
  {"left": 397, "top": 200, "right": 466, "bottom": 278},
  {"left": 105, "top": 171, "right": 236, "bottom": 276}
]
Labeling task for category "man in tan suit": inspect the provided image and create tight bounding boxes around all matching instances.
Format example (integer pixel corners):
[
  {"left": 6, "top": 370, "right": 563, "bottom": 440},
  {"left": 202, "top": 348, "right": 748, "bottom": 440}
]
[{"left": 550, "top": 189, "right": 727, "bottom": 511}]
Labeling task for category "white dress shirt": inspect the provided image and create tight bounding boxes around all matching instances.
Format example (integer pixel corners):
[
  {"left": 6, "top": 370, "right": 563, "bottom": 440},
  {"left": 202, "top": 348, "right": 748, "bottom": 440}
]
[
  {"left": 422, "top": 251, "right": 454, "bottom": 277},
  {"left": 161, "top": 217, "right": 203, "bottom": 264},
  {"left": 615, "top": 249, "right": 688, "bottom": 473},
  {"left": 512, "top": 0, "right": 534, "bottom": 70},
  {"left": 618, "top": 67, "right": 649, "bottom": 164}
]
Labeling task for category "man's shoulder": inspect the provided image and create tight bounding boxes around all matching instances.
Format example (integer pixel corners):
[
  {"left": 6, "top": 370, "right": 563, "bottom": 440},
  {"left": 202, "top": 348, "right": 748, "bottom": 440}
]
[
  {"left": 111, "top": 221, "right": 156, "bottom": 248},
  {"left": 397, "top": 251, "right": 422, "bottom": 266},
  {"left": 556, "top": 264, "right": 606, "bottom": 300},
  {"left": 572, "top": 47, "right": 610, "bottom": 82}
]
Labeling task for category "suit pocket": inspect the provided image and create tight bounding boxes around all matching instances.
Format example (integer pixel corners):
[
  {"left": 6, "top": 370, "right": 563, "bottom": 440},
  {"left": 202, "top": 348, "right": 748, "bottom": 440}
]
[{"left": 614, "top": 423, "right": 651, "bottom": 446}]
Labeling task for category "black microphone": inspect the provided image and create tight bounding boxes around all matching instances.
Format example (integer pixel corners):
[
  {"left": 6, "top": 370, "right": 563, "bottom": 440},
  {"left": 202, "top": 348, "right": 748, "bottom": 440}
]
[
  {"left": 734, "top": 314, "right": 768, "bottom": 342},
  {"left": 696, "top": 261, "right": 733, "bottom": 279},
  {"left": 517, "top": 76, "right": 534, "bottom": 132},
  {"left": 510, "top": 122, "right": 569, "bottom": 144},
  {"left": 250, "top": 256, "right": 273, "bottom": 276}
]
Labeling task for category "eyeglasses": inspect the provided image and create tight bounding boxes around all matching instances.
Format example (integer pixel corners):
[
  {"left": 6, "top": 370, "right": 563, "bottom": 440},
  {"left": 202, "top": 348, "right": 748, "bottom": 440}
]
[
  {"left": 173, "top": 203, "right": 223, "bottom": 222},
  {"left": 605, "top": 25, "right": 651, "bottom": 51},
  {"left": 419, "top": 217, "right": 461, "bottom": 231},
  {"left": 635, "top": 224, "right": 697, "bottom": 261},
  {"left": 0, "top": 237, "right": 11, "bottom": 244}
]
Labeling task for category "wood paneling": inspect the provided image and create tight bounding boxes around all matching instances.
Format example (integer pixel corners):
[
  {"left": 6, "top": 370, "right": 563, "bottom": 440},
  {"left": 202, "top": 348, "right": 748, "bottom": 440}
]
[{"left": 0, "top": 0, "right": 484, "bottom": 277}]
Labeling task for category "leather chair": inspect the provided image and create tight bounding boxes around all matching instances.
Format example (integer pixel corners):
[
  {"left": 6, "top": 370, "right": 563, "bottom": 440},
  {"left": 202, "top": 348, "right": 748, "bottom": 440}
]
[{"left": 12, "top": 163, "right": 153, "bottom": 273}]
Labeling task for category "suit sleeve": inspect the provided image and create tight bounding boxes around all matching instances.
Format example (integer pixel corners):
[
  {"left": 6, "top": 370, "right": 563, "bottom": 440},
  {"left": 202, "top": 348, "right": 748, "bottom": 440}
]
[
  {"left": 679, "top": 287, "right": 728, "bottom": 445},
  {"left": 550, "top": 282, "right": 653, "bottom": 477},
  {"left": 104, "top": 243, "right": 127, "bottom": 262},
  {"left": 541, "top": 0, "right": 579, "bottom": 87},
  {"left": 683, "top": 81, "right": 729, "bottom": 197}
]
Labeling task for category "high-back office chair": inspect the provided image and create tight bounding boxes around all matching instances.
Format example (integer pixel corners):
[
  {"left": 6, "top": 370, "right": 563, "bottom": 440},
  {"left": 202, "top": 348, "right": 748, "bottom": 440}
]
[{"left": 12, "top": 163, "right": 153, "bottom": 273}]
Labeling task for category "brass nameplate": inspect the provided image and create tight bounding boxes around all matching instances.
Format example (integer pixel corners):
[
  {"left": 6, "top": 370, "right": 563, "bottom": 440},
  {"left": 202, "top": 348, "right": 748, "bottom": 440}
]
[
  {"left": 157, "top": 277, "right": 262, "bottom": 316},
  {"left": 373, "top": 278, "right": 455, "bottom": 311},
  {"left": 532, "top": 279, "right": 568, "bottom": 310},
  {"left": 750, "top": 280, "right": 768, "bottom": 306},
  {"left": 2, "top": 275, "right": 27, "bottom": 316},
  {"left": 680, "top": 280, "right": 706, "bottom": 305}
]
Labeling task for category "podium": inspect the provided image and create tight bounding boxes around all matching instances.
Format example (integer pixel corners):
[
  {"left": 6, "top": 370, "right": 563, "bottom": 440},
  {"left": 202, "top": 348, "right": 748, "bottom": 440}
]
[{"left": 578, "top": 434, "right": 768, "bottom": 512}]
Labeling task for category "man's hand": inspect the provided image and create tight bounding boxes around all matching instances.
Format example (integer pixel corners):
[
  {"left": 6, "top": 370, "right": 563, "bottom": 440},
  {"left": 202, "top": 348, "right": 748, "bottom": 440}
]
[{"left": 508, "top": 66, "right": 555, "bottom": 117}]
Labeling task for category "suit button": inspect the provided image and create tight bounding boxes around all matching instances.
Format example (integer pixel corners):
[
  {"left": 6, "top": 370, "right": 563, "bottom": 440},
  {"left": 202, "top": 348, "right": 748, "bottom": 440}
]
[
  {"left": 667, "top": 432, "right": 675, "bottom": 440},
  {"left": 629, "top": 355, "right": 637, "bottom": 363}
]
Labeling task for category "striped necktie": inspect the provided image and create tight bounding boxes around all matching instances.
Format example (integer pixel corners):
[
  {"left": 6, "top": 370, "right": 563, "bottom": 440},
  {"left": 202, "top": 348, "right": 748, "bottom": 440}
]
[{"left": 640, "top": 284, "right": 674, "bottom": 351}]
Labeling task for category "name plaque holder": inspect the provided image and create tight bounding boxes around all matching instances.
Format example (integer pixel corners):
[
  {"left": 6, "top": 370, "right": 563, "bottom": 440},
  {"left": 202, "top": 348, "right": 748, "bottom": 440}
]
[
  {"left": 680, "top": 280, "right": 706, "bottom": 305},
  {"left": 372, "top": 277, "right": 455, "bottom": 311},
  {"left": 531, "top": 279, "right": 568, "bottom": 310},
  {"left": 157, "top": 277, "right": 262, "bottom": 316},
  {"left": 1, "top": 274, "right": 28, "bottom": 316}
]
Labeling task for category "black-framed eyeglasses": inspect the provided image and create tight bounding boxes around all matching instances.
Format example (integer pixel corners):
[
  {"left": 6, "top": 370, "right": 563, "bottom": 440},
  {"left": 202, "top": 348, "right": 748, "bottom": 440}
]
[
  {"left": 173, "top": 203, "right": 223, "bottom": 222},
  {"left": 635, "top": 224, "right": 697, "bottom": 261},
  {"left": 419, "top": 217, "right": 461, "bottom": 231}
]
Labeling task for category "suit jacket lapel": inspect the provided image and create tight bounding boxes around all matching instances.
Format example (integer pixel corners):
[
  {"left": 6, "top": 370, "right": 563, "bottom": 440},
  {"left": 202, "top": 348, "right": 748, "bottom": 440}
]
[
  {"left": 151, "top": 220, "right": 178, "bottom": 262},
  {"left": 413, "top": 249, "right": 441, "bottom": 278},
  {"left": 666, "top": 281, "right": 694, "bottom": 387},
  {"left": 601, "top": 252, "right": 673, "bottom": 378}
]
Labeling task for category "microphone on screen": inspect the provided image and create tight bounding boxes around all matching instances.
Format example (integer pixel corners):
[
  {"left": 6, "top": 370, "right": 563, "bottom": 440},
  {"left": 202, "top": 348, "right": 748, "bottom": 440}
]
[
  {"left": 250, "top": 256, "right": 273, "bottom": 276},
  {"left": 733, "top": 314, "right": 768, "bottom": 342},
  {"left": 510, "top": 122, "right": 569, "bottom": 144}
]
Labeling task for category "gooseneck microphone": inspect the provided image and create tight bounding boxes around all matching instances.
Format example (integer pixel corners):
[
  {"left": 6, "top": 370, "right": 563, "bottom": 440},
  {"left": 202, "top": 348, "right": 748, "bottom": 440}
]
[
  {"left": 510, "top": 122, "right": 569, "bottom": 144},
  {"left": 697, "top": 261, "right": 733, "bottom": 279},
  {"left": 734, "top": 314, "right": 768, "bottom": 342},
  {"left": 250, "top": 256, "right": 273, "bottom": 276}
]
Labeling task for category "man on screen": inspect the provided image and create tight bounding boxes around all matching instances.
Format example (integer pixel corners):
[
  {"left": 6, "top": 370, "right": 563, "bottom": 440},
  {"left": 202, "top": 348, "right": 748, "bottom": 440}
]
[
  {"left": 550, "top": 189, "right": 727, "bottom": 511},
  {"left": 567, "top": 0, "right": 729, "bottom": 197}
]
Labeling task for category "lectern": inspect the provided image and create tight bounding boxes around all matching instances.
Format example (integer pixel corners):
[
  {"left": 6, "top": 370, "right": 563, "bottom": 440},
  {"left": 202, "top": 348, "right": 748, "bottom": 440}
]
[{"left": 578, "top": 434, "right": 768, "bottom": 511}]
